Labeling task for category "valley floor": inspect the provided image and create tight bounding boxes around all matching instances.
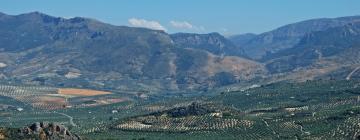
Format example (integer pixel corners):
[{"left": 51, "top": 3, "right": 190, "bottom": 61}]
[{"left": 1, "top": 80, "right": 360, "bottom": 139}]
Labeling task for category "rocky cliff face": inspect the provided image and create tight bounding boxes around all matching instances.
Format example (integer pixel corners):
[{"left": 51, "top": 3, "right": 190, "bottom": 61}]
[{"left": 171, "top": 32, "right": 246, "bottom": 57}]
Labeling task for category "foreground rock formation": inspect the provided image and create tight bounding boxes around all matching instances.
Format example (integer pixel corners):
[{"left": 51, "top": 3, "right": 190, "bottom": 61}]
[{"left": 1, "top": 122, "right": 81, "bottom": 140}]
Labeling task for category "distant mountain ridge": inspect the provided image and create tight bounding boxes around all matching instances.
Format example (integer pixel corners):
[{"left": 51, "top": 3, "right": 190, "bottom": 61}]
[
  {"left": 1, "top": 11, "right": 360, "bottom": 92},
  {"left": 0, "top": 12, "right": 265, "bottom": 92},
  {"left": 231, "top": 16, "right": 360, "bottom": 60},
  {"left": 265, "top": 22, "right": 360, "bottom": 73}
]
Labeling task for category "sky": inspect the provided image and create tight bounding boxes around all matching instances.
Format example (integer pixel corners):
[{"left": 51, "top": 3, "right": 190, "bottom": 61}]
[{"left": 0, "top": 0, "right": 359, "bottom": 35}]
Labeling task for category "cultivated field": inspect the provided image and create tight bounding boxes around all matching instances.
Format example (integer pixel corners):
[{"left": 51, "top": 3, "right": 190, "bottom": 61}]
[
  {"left": 58, "top": 88, "right": 111, "bottom": 96},
  {"left": 0, "top": 85, "right": 115, "bottom": 110},
  {"left": 2, "top": 80, "right": 360, "bottom": 140}
]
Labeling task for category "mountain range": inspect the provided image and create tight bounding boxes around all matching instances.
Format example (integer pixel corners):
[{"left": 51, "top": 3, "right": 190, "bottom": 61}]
[
  {"left": 0, "top": 11, "right": 360, "bottom": 92},
  {"left": 0, "top": 12, "right": 265, "bottom": 92},
  {"left": 229, "top": 16, "right": 360, "bottom": 60}
]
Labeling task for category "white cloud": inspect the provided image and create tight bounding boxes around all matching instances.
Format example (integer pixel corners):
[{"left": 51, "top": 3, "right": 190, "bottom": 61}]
[
  {"left": 128, "top": 18, "right": 167, "bottom": 31},
  {"left": 170, "top": 21, "right": 193, "bottom": 29},
  {"left": 170, "top": 20, "right": 205, "bottom": 32}
]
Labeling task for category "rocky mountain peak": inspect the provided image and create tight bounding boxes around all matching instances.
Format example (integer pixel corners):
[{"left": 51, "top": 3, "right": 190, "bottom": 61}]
[{"left": 170, "top": 32, "right": 246, "bottom": 57}]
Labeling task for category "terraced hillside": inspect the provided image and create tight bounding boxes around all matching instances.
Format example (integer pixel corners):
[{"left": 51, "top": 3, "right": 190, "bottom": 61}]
[{"left": 81, "top": 80, "right": 360, "bottom": 140}]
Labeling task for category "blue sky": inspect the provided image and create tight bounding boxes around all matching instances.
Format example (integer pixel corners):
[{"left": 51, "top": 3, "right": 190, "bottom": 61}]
[{"left": 0, "top": 0, "right": 359, "bottom": 35}]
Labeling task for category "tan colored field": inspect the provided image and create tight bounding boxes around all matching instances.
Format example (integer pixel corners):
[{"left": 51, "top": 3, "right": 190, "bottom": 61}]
[{"left": 58, "top": 88, "right": 111, "bottom": 96}]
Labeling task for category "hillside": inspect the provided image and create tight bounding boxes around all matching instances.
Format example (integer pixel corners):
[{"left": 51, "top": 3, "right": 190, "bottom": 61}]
[
  {"left": 83, "top": 80, "right": 360, "bottom": 140},
  {"left": 265, "top": 22, "right": 360, "bottom": 72},
  {"left": 0, "top": 12, "right": 265, "bottom": 92},
  {"left": 2, "top": 12, "right": 360, "bottom": 92},
  {"left": 231, "top": 16, "right": 360, "bottom": 60},
  {"left": 171, "top": 32, "right": 246, "bottom": 57},
  {"left": 228, "top": 33, "right": 257, "bottom": 47}
]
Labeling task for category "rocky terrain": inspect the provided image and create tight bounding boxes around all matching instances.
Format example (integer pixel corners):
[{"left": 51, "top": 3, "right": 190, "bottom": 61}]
[
  {"left": 1, "top": 122, "right": 81, "bottom": 140},
  {"left": 171, "top": 32, "right": 245, "bottom": 57}
]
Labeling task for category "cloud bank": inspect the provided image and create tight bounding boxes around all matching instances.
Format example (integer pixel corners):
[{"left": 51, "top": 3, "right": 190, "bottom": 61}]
[
  {"left": 128, "top": 18, "right": 206, "bottom": 33},
  {"left": 128, "top": 18, "right": 167, "bottom": 31},
  {"left": 170, "top": 20, "right": 205, "bottom": 32}
]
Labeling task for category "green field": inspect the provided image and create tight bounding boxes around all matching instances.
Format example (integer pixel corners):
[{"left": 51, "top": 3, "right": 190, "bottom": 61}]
[{"left": 1, "top": 80, "right": 360, "bottom": 139}]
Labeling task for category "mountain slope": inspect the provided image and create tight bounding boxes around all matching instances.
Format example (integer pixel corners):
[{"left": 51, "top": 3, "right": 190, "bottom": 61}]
[
  {"left": 170, "top": 32, "right": 246, "bottom": 57},
  {"left": 234, "top": 16, "right": 360, "bottom": 60},
  {"left": 228, "top": 33, "right": 257, "bottom": 47},
  {"left": 264, "top": 22, "right": 360, "bottom": 81},
  {"left": 0, "top": 12, "right": 266, "bottom": 92}
]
